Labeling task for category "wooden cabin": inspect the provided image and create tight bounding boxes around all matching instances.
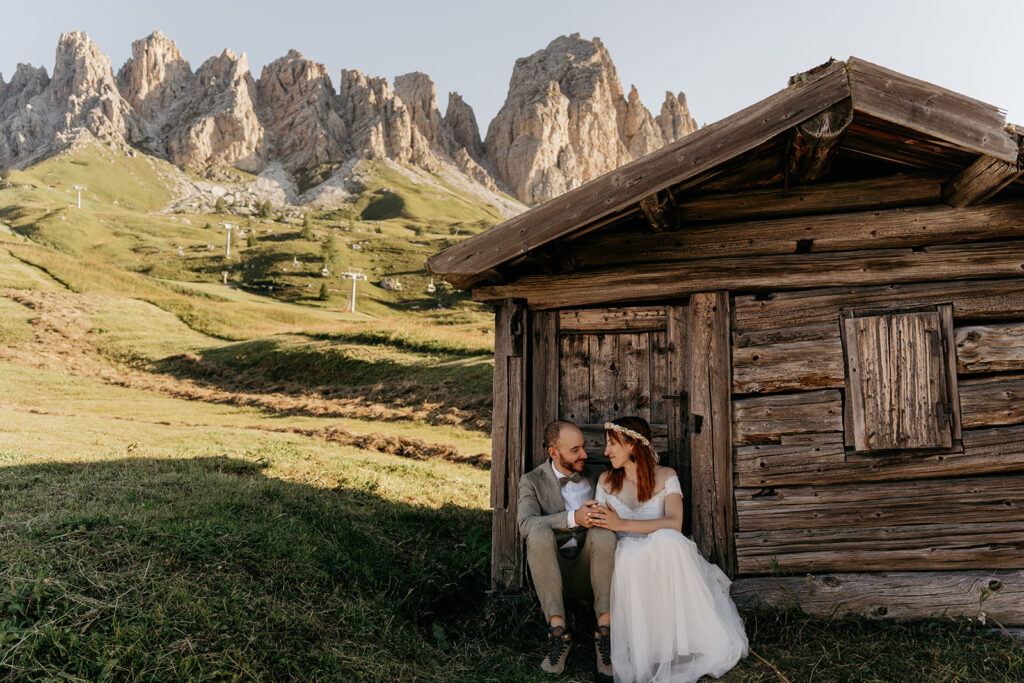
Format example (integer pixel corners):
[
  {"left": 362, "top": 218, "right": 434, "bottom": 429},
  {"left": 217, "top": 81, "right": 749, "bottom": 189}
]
[{"left": 427, "top": 58, "right": 1024, "bottom": 624}]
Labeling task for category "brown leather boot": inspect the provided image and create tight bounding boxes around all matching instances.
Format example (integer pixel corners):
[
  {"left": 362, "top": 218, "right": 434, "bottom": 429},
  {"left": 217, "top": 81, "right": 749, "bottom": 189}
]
[
  {"left": 594, "top": 624, "right": 613, "bottom": 681},
  {"left": 541, "top": 624, "right": 572, "bottom": 674}
]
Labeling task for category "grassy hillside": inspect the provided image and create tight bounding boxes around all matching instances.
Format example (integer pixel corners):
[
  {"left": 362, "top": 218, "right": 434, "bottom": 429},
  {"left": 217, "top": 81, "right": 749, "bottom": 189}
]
[
  {"left": 0, "top": 145, "right": 506, "bottom": 318},
  {"left": 4, "top": 144, "right": 1019, "bottom": 680},
  {"left": 0, "top": 361, "right": 1022, "bottom": 680}
]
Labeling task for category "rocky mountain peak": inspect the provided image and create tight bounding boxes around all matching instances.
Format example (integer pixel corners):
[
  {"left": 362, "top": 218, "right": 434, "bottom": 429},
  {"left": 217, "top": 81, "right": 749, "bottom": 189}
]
[
  {"left": 256, "top": 49, "right": 347, "bottom": 171},
  {"left": 444, "top": 92, "right": 484, "bottom": 162},
  {"left": 0, "top": 64, "right": 50, "bottom": 120},
  {"left": 0, "top": 31, "right": 697, "bottom": 210},
  {"left": 336, "top": 68, "right": 431, "bottom": 168},
  {"left": 485, "top": 33, "right": 695, "bottom": 205},
  {"left": 117, "top": 31, "right": 191, "bottom": 115},
  {"left": 0, "top": 31, "right": 134, "bottom": 168},
  {"left": 49, "top": 31, "right": 133, "bottom": 140},
  {"left": 618, "top": 83, "right": 662, "bottom": 159},
  {"left": 393, "top": 71, "right": 454, "bottom": 154},
  {"left": 656, "top": 91, "right": 698, "bottom": 142},
  {"left": 166, "top": 48, "right": 265, "bottom": 171}
]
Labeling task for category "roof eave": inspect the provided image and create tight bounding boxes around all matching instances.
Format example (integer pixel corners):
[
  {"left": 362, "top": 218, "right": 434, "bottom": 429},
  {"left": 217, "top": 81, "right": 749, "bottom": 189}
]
[{"left": 430, "top": 57, "right": 1020, "bottom": 287}]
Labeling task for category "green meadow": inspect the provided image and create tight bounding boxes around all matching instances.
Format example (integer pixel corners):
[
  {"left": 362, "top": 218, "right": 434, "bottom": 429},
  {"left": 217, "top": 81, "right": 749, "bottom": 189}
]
[{"left": 1, "top": 145, "right": 1022, "bottom": 680}]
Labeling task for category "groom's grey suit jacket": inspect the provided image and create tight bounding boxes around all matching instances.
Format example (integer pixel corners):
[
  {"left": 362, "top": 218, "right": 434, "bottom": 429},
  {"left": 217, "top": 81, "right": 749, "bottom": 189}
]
[{"left": 517, "top": 460, "right": 605, "bottom": 549}]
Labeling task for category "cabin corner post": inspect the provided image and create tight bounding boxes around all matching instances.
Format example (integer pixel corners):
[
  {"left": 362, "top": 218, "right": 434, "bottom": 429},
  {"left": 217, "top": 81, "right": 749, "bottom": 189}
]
[
  {"left": 490, "top": 298, "right": 528, "bottom": 590},
  {"left": 688, "top": 292, "right": 736, "bottom": 575}
]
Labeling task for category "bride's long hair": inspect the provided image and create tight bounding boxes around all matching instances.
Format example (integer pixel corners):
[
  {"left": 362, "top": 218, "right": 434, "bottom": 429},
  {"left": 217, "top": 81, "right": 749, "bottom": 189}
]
[{"left": 605, "top": 416, "right": 658, "bottom": 503}]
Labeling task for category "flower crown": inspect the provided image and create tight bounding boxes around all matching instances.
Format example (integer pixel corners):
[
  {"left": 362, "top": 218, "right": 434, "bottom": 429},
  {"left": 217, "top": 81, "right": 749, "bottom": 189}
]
[{"left": 604, "top": 422, "right": 652, "bottom": 449}]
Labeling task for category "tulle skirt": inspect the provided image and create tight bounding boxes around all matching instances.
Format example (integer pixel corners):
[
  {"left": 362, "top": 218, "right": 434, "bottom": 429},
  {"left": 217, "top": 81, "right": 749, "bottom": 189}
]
[{"left": 610, "top": 528, "right": 748, "bottom": 682}]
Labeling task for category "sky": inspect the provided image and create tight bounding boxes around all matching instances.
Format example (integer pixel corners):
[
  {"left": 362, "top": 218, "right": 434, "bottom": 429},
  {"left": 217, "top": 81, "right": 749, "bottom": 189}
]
[{"left": 1, "top": 0, "right": 1022, "bottom": 133}]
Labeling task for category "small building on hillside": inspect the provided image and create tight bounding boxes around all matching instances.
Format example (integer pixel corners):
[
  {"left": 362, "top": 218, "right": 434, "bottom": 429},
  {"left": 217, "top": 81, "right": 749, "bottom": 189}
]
[{"left": 428, "top": 58, "right": 1024, "bottom": 624}]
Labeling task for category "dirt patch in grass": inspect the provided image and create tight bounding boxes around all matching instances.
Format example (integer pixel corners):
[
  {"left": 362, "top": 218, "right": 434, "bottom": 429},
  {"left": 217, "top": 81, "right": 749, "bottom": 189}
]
[
  {"left": 3, "top": 403, "right": 489, "bottom": 468},
  {"left": 0, "top": 288, "right": 489, "bottom": 457}
]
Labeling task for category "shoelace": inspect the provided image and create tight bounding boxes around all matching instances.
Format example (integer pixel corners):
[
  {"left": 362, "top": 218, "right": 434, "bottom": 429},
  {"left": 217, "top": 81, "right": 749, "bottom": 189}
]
[
  {"left": 595, "top": 627, "right": 611, "bottom": 665},
  {"left": 547, "top": 629, "right": 569, "bottom": 664}
]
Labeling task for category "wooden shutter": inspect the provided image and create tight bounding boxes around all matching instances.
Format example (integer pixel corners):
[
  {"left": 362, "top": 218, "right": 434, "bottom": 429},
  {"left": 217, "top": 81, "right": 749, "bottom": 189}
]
[{"left": 843, "top": 308, "right": 957, "bottom": 451}]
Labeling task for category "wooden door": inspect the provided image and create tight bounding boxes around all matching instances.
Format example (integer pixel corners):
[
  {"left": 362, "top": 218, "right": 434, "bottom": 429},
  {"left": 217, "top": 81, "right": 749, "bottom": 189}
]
[{"left": 527, "top": 304, "right": 691, "bottom": 527}]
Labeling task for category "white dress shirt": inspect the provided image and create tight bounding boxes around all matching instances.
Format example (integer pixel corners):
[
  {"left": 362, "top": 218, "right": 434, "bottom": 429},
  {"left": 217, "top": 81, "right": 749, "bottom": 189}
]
[{"left": 551, "top": 461, "right": 592, "bottom": 547}]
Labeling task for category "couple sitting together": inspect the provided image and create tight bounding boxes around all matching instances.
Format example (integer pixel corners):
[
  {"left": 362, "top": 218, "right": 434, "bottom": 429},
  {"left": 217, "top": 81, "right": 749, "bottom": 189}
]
[{"left": 517, "top": 417, "right": 748, "bottom": 682}]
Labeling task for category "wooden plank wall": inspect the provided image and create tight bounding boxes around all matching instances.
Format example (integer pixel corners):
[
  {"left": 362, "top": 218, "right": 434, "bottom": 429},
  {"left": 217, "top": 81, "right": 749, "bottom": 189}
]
[
  {"left": 490, "top": 299, "right": 527, "bottom": 589},
  {"left": 732, "top": 571, "right": 1024, "bottom": 623},
  {"left": 730, "top": 278, "right": 1024, "bottom": 577},
  {"left": 688, "top": 292, "right": 735, "bottom": 575},
  {"left": 556, "top": 306, "right": 679, "bottom": 463},
  {"left": 529, "top": 311, "right": 559, "bottom": 470}
]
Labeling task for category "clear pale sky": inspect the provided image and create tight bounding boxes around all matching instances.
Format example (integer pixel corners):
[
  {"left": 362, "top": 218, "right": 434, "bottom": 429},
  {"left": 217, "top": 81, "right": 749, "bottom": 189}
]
[{"left": 2, "top": 0, "right": 1021, "bottom": 132}]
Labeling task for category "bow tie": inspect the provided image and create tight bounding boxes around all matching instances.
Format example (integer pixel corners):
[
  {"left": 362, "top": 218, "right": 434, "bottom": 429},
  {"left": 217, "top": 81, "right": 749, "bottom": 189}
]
[{"left": 559, "top": 472, "right": 583, "bottom": 488}]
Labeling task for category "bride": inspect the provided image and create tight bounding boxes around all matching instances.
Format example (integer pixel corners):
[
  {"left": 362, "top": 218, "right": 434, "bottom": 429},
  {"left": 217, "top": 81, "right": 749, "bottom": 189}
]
[{"left": 587, "top": 416, "right": 748, "bottom": 682}]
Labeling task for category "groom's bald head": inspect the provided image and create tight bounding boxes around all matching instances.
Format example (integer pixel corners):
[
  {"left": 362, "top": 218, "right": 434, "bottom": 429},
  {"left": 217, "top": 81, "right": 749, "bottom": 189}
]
[{"left": 543, "top": 420, "right": 579, "bottom": 450}]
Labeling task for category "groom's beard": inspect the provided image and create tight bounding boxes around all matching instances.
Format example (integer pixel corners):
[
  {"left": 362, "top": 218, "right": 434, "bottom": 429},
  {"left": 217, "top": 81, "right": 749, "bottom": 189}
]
[{"left": 555, "top": 453, "right": 586, "bottom": 474}]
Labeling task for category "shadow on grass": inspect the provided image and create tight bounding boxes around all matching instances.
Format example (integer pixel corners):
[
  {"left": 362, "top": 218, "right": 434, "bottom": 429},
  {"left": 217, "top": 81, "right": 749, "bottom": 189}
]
[
  {"left": 5, "top": 456, "right": 1019, "bottom": 681},
  {"left": 0, "top": 456, "right": 538, "bottom": 681},
  {"left": 148, "top": 336, "right": 493, "bottom": 429}
]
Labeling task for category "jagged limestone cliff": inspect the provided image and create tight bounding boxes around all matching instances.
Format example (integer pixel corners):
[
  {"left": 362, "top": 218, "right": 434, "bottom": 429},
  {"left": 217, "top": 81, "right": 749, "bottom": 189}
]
[{"left": 0, "top": 31, "right": 696, "bottom": 207}]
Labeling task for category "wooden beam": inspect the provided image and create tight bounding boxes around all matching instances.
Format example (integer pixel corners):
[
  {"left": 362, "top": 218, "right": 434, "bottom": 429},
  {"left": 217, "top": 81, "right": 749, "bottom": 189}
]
[
  {"left": 733, "top": 390, "right": 843, "bottom": 446},
  {"left": 734, "top": 424, "right": 1024, "bottom": 488},
  {"left": 847, "top": 57, "right": 1018, "bottom": 162},
  {"left": 733, "top": 324, "right": 844, "bottom": 394},
  {"left": 732, "top": 571, "right": 1024, "bottom": 624},
  {"left": 518, "top": 241, "right": 577, "bottom": 277},
  {"left": 788, "top": 98, "right": 854, "bottom": 182},
  {"left": 528, "top": 311, "right": 559, "bottom": 470},
  {"left": 474, "top": 241, "right": 1024, "bottom": 310},
  {"left": 943, "top": 154, "right": 1023, "bottom": 207},
  {"left": 558, "top": 306, "right": 666, "bottom": 334},
  {"left": 960, "top": 374, "right": 1024, "bottom": 429},
  {"left": 956, "top": 322, "right": 1024, "bottom": 374},
  {"left": 637, "top": 189, "right": 680, "bottom": 232},
  {"left": 490, "top": 299, "right": 528, "bottom": 589},
  {"left": 673, "top": 173, "right": 942, "bottom": 225},
  {"left": 734, "top": 278, "right": 1024, "bottom": 331},
  {"left": 575, "top": 197, "right": 1024, "bottom": 268},
  {"left": 427, "top": 61, "right": 851, "bottom": 279},
  {"left": 735, "top": 474, "right": 1024, "bottom": 531},
  {"left": 664, "top": 305, "right": 690, "bottom": 532},
  {"left": 736, "top": 522, "right": 1024, "bottom": 573},
  {"left": 688, "top": 293, "right": 735, "bottom": 575}
]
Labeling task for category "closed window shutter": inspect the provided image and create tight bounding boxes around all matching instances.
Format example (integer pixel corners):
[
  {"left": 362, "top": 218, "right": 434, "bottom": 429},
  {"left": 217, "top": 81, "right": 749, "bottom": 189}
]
[{"left": 844, "top": 310, "right": 953, "bottom": 451}]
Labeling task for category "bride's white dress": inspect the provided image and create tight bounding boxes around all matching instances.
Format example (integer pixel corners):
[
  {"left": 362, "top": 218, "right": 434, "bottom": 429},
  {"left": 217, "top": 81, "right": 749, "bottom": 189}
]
[{"left": 597, "top": 476, "right": 748, "bottom": 682}]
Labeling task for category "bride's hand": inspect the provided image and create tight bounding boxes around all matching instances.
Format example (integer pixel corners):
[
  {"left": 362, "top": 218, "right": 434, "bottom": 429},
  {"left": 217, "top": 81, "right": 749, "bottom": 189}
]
[{"left": 591, "top": 502, "right": 623, "bottom": 531}]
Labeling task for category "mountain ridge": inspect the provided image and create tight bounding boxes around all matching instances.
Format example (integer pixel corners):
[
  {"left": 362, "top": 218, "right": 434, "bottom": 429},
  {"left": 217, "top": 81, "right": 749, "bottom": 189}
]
[{"left": 0, "top": 31, "right": 697, "bottom": 208}]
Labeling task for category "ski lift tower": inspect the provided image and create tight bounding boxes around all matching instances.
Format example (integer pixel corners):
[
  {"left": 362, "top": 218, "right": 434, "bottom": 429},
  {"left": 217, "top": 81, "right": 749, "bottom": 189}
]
[
  {"left": 72, "top": 185, "right": 87, "bottom": 209},
  {"left": 341, "top": 268, "right": 368, "bottom": 313},
  {"left": 219, "top": 222, "right": 237, "bottom": 258}
]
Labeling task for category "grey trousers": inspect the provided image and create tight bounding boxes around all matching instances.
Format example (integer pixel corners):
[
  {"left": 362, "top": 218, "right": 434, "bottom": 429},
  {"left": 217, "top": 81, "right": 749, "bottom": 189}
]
[{"left": 525, "top": 525, "right": 616, "bottom": 623}]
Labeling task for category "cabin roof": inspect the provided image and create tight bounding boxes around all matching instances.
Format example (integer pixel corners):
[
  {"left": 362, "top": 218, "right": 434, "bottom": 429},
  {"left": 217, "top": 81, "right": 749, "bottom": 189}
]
[{"left": 428, "top": 58, "right": 1023, "bottom": 290}]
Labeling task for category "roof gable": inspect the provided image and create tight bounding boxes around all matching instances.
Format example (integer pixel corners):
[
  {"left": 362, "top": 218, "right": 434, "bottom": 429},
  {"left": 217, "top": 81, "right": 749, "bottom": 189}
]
[{"left": 429, "top": 58, "right": 1021, "bottom": 288}]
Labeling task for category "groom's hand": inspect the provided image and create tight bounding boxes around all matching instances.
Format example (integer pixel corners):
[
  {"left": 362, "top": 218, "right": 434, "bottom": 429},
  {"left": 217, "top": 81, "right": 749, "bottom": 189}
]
[{"left": 574, "top": 500, "right": 599, "bottom": 527}]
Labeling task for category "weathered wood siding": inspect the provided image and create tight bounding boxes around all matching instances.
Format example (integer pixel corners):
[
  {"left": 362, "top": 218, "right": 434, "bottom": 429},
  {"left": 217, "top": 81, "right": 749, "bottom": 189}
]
[
  {"left": 729, "top": 236, "right": 1024, "bottom": 575},
  {"left": 490, "top": 300, "right": 527, "bottom": 589}
]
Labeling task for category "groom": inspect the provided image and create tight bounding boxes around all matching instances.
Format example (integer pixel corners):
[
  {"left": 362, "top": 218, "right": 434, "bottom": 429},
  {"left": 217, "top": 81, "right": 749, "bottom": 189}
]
[{"left": 517, "top": 420, "right": 615, "bottom": 679}]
